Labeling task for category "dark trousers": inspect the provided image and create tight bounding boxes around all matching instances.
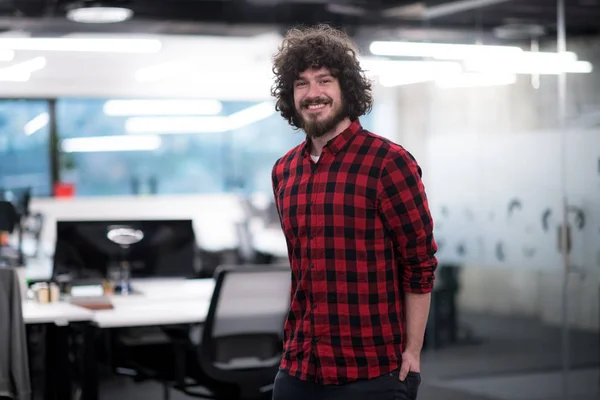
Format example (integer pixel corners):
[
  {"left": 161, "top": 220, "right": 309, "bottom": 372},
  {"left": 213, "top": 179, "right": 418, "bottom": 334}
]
[{"left": 272, "top": 369, "right": 421, "bottom": 400}]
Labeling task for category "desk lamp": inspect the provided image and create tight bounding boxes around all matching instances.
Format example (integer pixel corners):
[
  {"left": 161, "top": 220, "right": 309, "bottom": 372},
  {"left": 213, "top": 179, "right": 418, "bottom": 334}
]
[{"left": 107, "top": 225, "right": 143, "bottom": 295}]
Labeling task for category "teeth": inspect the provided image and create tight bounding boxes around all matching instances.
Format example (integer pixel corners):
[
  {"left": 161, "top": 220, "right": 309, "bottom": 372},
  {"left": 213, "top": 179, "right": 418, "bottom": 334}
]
[{"left": 307, "top": 104, "right": 326, "bottom": 109}]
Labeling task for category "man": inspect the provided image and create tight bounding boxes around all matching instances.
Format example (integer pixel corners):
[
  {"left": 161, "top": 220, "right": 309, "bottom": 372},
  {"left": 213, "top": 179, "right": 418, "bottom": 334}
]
[{"left": 270, "top": 24, "right": 438, "bottom": 400}]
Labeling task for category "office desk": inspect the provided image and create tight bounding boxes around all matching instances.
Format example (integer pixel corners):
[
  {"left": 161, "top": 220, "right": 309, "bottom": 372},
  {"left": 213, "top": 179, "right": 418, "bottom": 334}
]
[
  {"left": 23, "top": 301, "right": 94, "bottom": 325},
  {"left": 83, "top": 278, "right": 216, "bottom": 400},
  {"left": 22, "top": 278, "right": 215, "bottom": 400}
]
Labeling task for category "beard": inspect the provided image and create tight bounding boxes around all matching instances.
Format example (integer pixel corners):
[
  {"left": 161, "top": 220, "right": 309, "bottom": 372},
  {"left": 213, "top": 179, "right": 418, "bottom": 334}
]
[{"left": 297, "top": 98, "right": 347, "bottom": 139}]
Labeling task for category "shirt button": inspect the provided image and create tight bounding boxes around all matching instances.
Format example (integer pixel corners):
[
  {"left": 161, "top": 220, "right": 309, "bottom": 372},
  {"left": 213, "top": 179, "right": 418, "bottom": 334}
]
[
  {"left": 310, "top": 264, "right": 314, "bottom": 269},
  {"left": 312, "top": 304, "right": 317, "bottom": 309},
  {"left": 312, "top": 337, "right": 320, "bottom": 344},
  {"left": 310, "top": 234, "right": 315, "bottom": 240}
]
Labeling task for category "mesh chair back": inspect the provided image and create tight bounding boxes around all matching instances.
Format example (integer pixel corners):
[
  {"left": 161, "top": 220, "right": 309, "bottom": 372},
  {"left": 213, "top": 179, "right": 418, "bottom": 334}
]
[{"left": 201, "top": 264, "right": 290, "bottom": 370}]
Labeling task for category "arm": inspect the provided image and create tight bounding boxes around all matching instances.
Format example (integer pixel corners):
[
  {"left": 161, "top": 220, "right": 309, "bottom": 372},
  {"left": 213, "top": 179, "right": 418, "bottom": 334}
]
[
  {"left": 272, "top": 161, "right": 294, "bottom": 264},
  {"left": 271, "top": 160, "right": 284, "bottom": 229},
  {"left": 377, "top": 150, "right": 438, "bottom": 373},
  {"left": 404, "top": 291, "right": 431, "bottom": 354}
]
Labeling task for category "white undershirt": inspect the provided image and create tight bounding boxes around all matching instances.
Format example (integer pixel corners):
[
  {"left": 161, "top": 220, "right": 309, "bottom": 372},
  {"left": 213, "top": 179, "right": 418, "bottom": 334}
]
[{"left": 310, "top": 154, "right": 320, "bottom": 163}]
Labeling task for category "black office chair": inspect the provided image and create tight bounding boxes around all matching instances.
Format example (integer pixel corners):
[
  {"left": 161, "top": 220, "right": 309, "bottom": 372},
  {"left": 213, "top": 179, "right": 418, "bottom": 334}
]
[
  {"left": 0, "top": 201, "right": 18, "bottom": 233},
  {"left": 158, "top": 263, "right": 291, "bottom": 400},
  {"left": 0, "top": 201, "right": 20, "bottom": 267}
]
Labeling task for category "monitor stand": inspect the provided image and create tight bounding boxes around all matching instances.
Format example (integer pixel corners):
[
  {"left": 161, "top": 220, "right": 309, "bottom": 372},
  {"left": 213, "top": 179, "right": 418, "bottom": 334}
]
[
  {"left": 114, "top": 261, "right": 133, "bottom": 295},
  {"left": 106, "top": 225, "right": 144, "bottom": 296}
]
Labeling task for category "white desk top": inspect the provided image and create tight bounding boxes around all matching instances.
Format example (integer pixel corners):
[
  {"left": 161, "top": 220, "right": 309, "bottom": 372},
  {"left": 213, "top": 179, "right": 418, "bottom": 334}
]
[
  {"left": 93, "top": 299, "right": 212, "bottom": 328},
  {"left": 22, "top": 278, "right": 216, "bottom": 328},
  {"left": 130, "top": 278, "right": 214, "bottom": 301},
  {"left": 94, "top": 278, "right": 216, "bottom": 328},
  {"left": 23, "top": 301, "right": 94, "bottom": 326}
]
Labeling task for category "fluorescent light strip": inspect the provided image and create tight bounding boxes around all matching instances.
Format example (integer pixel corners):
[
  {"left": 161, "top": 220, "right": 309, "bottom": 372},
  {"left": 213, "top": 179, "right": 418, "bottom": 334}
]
[
  {"left": 61, "top": 135, "right": 162, "bottom": 153},
  {"left": 125, "top": 101, "right": 276, "bottom": 134},
  {"left": 103, "top": 99, "right": 223, "bottom": 116},
  {"left": 24, "top": 112, "right": 49, "bottom": 136},
  {"left": 66, "top": 7, "right": 133, "bottom": 24},
  {"left": 0, "top": 38, "right": 162, "bottom": 53},
  {"left": 0, "top": 56, "right": 46, "bottom": 82},
  {"left": 373, "top": 60, "right": 464, "bottom": 87},
  {"left": 501, "top": 51, "right": 578, "bottom": 63},
  {"left": 126, "top": 116, "right": 230, "bottom": 134},
  {"left": 366, "top": 46, "right": 593, "bottom": 76},
  {"left": 379, "top": 74, "right": 433, "bottom": 87},
  {"left": 465, "top": 59, "right": 593, "bottom": 75},
  {"left": 0, "top": 57, "right": 46, "bottom": 74},
  {"left": 0, "top": 72, "right": 30, "bottom": 82},
  {"left": 436, "top": 73, "right": 517, "bottom": 88},
  {"left": 370, "top": 41, "right": 523, "bottom": 60},
  {"left": 228, "top": 102, "right": 276, "bottom": 130},
  {"left": 362, "top": 59, "right": 463, "bottom": 76}
]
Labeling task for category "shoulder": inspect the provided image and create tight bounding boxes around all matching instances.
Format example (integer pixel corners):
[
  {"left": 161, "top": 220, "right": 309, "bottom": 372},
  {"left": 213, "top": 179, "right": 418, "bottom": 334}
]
[
  {"left": 272, "top": 142, "right": 304, "bottom": 180},
  {"left": 355, "top": 129, "right": 419, "bottom": 171}
]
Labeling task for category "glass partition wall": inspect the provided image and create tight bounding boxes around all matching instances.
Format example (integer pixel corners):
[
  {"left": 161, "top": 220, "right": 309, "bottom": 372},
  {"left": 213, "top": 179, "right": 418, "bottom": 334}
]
[{"left": 376, "top": 2, "right": 598, "bottom": 399}]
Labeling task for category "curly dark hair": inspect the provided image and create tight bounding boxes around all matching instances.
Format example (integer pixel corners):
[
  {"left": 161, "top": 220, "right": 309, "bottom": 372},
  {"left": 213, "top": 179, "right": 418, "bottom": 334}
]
[{"left": 271, "top": 24, "right": 373, "bottom": 129}]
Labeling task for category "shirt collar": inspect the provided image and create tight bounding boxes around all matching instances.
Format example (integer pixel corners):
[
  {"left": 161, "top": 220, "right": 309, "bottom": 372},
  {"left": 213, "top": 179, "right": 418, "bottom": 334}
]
[{"left": 302, "top": 119, "right": 362, "bottom": 158}]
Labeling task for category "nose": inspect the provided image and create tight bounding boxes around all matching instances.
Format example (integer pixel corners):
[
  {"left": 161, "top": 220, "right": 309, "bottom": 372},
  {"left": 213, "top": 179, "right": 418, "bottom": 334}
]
[{"left": 306, "top": 82, "right": 321, "bottom": 99}]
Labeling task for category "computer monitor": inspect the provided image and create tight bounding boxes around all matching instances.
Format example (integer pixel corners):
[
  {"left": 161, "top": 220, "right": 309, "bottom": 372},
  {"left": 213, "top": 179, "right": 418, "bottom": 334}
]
[{"left": 53, "top": 219, "right": 197, "bottom": 284}]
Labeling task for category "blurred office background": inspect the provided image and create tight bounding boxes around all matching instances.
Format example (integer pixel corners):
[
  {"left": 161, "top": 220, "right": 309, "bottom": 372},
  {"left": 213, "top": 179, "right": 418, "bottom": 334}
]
[{"left": 0, "top": 1, "right": 599, "bottom": 400}]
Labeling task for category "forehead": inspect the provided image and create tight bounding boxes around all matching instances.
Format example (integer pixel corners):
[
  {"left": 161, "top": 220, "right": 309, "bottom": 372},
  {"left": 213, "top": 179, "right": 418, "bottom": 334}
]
[{"left": 297, "top": 67, "right": 332, "bottom": 80}]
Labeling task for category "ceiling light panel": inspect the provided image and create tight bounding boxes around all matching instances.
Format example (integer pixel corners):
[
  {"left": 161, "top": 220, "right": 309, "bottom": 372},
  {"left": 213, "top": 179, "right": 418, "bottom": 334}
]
[
  {"left": 103, "top": 99, "right": 223, "bottom": 116},
  {"left": 0, "top": 38, "right": 162, "bottom": 53},
  {"left": 66, "top": 7, "right": 134, "bottom": 24}
]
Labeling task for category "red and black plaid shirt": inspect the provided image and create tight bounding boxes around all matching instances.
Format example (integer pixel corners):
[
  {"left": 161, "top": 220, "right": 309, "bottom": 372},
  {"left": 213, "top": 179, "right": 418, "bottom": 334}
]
[{"left": 271, "top": 119, "right": 438, "bottom": 385}]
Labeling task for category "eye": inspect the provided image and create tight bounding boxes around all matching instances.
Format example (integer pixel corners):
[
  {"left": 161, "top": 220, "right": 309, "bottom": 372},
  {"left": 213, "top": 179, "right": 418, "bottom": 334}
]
[
  {"left": 320, "top": 79, "right": 331, "bottom": 84},
  {"left": 295, "top": 81, "right": 306, "bottom": 87}
]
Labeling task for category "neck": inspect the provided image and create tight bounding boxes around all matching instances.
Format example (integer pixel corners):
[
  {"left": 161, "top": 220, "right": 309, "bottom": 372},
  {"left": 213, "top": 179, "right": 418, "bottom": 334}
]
[{"left": 309, "top": 118, "right": 352, "bottom": 156}]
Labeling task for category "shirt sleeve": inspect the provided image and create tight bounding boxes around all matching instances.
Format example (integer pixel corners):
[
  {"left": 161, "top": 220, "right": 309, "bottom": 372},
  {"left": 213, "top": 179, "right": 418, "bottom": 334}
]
[
  {"left": 377, "top": 151, "right": 438, "bottom": 294},
  {"left": 271, "top": 160, "right": 282, "bottom": 223},
  {"left": 271, "top": 160, "right": 295, "bottom": 265}
]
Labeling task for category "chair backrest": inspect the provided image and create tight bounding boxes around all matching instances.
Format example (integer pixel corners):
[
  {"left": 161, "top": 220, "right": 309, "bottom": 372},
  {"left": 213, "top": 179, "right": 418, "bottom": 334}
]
[
  {"left": 0, "top": 268, "right": 31, "bottom": 399},
  {"left": 0, "top": 201, "right": 18, "bottom": 233},
  {"left": 199, "top": 263, "right": 290, "bottom": 398}
]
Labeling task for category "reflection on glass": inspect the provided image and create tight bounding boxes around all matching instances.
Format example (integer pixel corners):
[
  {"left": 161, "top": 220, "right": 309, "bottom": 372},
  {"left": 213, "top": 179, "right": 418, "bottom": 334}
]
[
  {"left": 0, "top": 99, "right": 51, "bottom": 196},
  {"left": 55, "top": 98, "right": 380, "bottom": 196}
]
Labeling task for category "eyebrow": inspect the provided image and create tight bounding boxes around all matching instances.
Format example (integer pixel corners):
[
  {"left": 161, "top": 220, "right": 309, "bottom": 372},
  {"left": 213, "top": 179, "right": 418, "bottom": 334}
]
[{"left": 296, "top": 73, "right": 333, "bottom": 81}]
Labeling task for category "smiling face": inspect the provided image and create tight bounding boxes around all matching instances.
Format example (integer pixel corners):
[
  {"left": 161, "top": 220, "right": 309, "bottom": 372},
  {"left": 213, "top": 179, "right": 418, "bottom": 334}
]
[{"left": 293, "top": 67, "right": 348, "bottom": 139}]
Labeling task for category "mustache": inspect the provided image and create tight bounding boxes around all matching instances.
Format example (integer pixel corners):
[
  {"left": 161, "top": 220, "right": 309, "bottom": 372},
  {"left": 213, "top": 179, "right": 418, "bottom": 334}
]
[{"left": 300, "top": 98, "right": 331, "bottom": 108}]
